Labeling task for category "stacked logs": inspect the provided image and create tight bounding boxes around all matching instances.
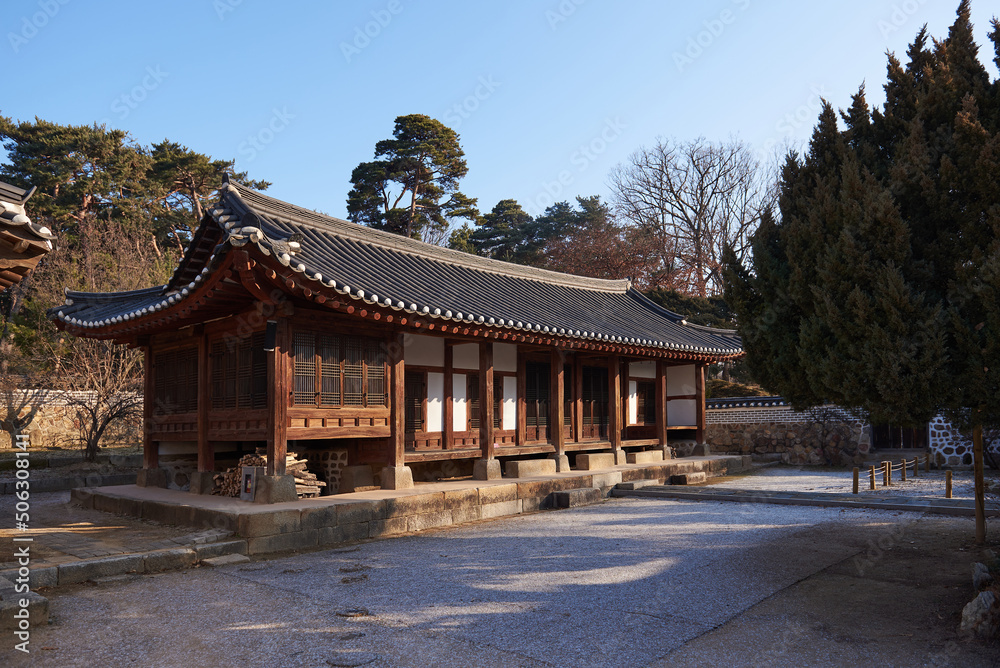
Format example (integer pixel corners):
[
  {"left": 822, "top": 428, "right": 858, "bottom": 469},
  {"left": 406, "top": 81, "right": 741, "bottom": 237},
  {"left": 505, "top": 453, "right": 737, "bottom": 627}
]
[{"left": 212, "top": 451, "right": 326, "bottom": 499}]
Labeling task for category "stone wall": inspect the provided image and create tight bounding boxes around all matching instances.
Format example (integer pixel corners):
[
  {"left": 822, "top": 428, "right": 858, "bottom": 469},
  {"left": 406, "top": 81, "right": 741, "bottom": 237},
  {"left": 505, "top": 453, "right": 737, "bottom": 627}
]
[
  {"left": 927, "top": 415, "right": 1000, "bottom": 469},
  {"left": 705, "top": 399, "right": 871, "bottom": 466},
  {"left": 1, "top": 391, "right": 141, "bottom": 450}
]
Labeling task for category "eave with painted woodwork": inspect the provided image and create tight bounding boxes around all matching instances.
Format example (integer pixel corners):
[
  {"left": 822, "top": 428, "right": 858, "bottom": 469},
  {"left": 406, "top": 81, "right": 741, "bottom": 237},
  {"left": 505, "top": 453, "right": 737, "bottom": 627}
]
[
  {"left": 47, "top": 176, "right": 743, "bottom": 498},
  {"left": 0, "top": 181, "right": 54, "bottom": 291}
]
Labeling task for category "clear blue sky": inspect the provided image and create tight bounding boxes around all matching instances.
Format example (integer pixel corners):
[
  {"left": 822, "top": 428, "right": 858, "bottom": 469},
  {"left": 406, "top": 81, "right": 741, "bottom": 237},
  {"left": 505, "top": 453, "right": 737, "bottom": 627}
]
[{"left": 2, "top": 0, "right": 997, "bottom": 221}]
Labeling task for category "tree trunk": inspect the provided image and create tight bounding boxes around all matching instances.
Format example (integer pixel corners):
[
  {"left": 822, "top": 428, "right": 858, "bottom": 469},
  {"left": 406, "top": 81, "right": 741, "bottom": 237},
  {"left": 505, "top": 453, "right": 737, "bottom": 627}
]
[{"left": 973, "top": 422, "right": 986, "bottom": 545}]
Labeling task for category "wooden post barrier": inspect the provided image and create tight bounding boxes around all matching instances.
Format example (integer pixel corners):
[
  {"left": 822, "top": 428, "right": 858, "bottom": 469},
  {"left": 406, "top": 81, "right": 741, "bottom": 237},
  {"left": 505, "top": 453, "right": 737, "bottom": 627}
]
[
  {"left": 925, "top": 453, "right": 931, "bottom": 471},
  {"left": 901, "top": 458, "right": 907, "bottom": 482},
  {"left": 853, "top": 467, "right": 859, "bottom": 494},
  {"left": 913, "top": 457, "right": 919, "bottom": 477},
  {"left": 882, "top": 461, "right": 889, "bottom": 487},
  {"left": 946, "top": 470, "right": 953, "bottom": 499},
  {"left": 869, "top": 465, "right": 876, "bottom": 490}
]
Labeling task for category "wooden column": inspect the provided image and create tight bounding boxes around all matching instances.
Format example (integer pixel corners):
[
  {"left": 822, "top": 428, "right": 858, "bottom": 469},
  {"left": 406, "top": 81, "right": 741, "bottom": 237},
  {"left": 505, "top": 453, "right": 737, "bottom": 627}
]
[
  {"left": 516, "top": 346, "right": 527, "bottom": 446},
  {"left": 265, "top": 319, "right": 289, "bottom": 476},
  {"left": 142, "top": 345, "right": 157, "bottom": 470},
  {"left": 196, "top": 331, "right": 213, "bottom": 472},
  {"left": 550, "top": 349, "right": 565, "bottom": 455},
  {"left": 695, "top": 363, "right": 706, "bottom": 443},
  {"left": 573, "top": 354, "right": 583, "bottom": 442},
  {"left": 443, "top": 343, "right": 454, "bottom": 450},
  {"left": 608, "top": 353, "right": 621, "bottom": 449},
  {"left": 479, "top": 341, "right": 495, "bottom": 459},
  {"left": 389, "top": 332, "right": 406, "bottom": 467},
  {"left": 656, "top": 360, "right": 667, "bottom": 447}
]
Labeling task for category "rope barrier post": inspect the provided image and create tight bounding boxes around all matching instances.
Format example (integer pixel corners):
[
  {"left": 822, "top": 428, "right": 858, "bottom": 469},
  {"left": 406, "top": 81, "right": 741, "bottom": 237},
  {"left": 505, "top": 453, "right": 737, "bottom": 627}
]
[
  {"left": 946, "top": 470, "right": 952, "bottom": 499},
  {"left": 901, "top": 458, "right": 907, "bottom": 482},
  {"left": 869, "top": 465, "right": 876, "bottom": 490},
  {"left": 882, "top": 461, "right": 889, "bottom": 487},
  {"left": 853, "top": 467, "right": 859, "bottom": 494}
]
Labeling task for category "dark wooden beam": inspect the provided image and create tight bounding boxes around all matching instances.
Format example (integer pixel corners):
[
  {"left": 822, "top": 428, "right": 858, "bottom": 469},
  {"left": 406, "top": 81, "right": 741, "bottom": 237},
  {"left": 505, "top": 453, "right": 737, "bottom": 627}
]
[
  {"left": 551, "top": 349, "right": 565, "bottom": 456},
  {"left": 656, "top": 360, "right": 667, "bottom": 447},
  {"left": 197, "top": 332, "right": 213, "bottom": 472},
  {"left": 479, "top": 341, "right": 495, "bottom": 460},
  {"left": 573, "top": 353, "right": 583, "bottom": 443},
  {"left": 443, "top": 343, "right": 454, "bottom": 450},
  {"left": 608, "top": 353, "right": 622, "bottom": 450},
  {"left": 696, "top": 363, "right": 706, "bottom": 443},
  {"left": 390, "top": 332, "right": 406, "bottom": 467},
  {"left": 265, "top": 318, "right": 289, "bottom": 476},
  {"left": 142, "top": 345, "right": 157, "bottom": 470}
]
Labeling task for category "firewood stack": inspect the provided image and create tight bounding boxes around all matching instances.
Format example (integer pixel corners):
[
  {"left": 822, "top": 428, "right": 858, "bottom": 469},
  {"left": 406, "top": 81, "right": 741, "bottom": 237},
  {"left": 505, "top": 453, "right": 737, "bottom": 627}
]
[{"left": 212, "top": 451, "right": 325, "bottom": 498}]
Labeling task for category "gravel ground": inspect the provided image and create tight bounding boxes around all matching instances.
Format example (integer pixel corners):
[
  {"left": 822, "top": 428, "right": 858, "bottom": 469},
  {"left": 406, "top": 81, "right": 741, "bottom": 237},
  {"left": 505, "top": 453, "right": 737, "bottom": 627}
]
[
  {"left": 3, "top": 497, "right": 995, "bottom": 667},
  {"left": 710, "top": 465, "right": 1000, "bottom": 501}
]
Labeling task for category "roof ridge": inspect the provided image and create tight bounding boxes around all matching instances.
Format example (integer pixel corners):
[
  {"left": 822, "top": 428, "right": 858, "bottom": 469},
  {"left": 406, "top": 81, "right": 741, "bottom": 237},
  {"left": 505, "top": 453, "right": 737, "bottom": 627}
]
[{"left": 224, "top": 180, "right": 633, "bottom": 294}]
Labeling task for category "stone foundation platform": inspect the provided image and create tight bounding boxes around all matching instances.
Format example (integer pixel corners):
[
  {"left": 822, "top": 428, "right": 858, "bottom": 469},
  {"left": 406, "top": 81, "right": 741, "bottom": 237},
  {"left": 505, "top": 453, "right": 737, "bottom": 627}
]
[{"left": 71, "top": 455, "right": 751, "bottom": 556}]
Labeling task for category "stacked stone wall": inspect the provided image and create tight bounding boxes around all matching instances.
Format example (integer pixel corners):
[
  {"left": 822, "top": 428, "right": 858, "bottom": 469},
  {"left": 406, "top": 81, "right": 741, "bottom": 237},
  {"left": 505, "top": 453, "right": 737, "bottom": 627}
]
[
  {"left": 1, "top": 391, "right": 141, "bottom": 450},
  {"left": 705, "top": 403, "right": 871, "bottom": 466},
  {"left": 927, "top": 415, "right": 1000, "bottom": 469}
]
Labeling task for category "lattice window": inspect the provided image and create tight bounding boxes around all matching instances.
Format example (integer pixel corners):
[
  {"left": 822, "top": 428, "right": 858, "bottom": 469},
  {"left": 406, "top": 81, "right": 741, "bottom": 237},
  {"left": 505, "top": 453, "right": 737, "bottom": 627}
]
[
  {"left": 343, "top": 337, "right": 364, "bottom": 406},
  {"left": 293, "top": 332, "right": 316, "bottom": 405},
  {"left": 493, "top": 377, "right": 503, "bottom": 429},
  {"left": 564, "top": 365, "right": 573, "bottom": 427},
  {"left": 636, "top": 380, "right": 656, "bottom": 425},
  {"left": 526, "top": 362, "right": 550, "bottom": 427},
  {"left": 404, "top": 370, "right": 425, "bottom": 433},
  {"left": 153, "top": 347, "right": 198, "bottom": 414},
  {"left": 468, "top": 373, "right": 480, "bottom": 430},
  {"left": 364, "top": 338, "right": 386, "bottom": 407},
  {"left": 582, "top": 366, "right": 608, "bottom": 430},
  {"left": 209, "top": 333, "right": 267, "bottom": 410},
  {"left": 319, "top": 334, "right": 341, "bottom": 406}
]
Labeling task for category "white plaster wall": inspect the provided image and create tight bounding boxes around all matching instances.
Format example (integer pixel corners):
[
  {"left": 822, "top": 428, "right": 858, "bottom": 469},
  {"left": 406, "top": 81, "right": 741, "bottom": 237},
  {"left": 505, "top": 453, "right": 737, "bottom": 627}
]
[
  {"left": 453, "top": 343, "right": 478, "bottom": 370},
  {"left": 494, "top": 343, "right": 517, "bottom": 372},
  {"left": 503, "top": 376, "right": 517, "bottom": 430},
  {"left": 667, "top": 399, "right": 697, "bottom": 426},
  {"left": 628, "top": 380, "right": 638, "bottom": 424},
  {"left": 629, "top": 361, "right": 656, "bottom": 379},
  {"left": 453, "top": 373, "right": 468, "bottom": 431},
  {"left": 667, "top": 365, "right": 696, "bottom": 396},
  {"left": 427, "top": 372, "right": 444, "bottom": 432},
  {"left": 405, "top": 335, "right": 444, "bottom": 367}
]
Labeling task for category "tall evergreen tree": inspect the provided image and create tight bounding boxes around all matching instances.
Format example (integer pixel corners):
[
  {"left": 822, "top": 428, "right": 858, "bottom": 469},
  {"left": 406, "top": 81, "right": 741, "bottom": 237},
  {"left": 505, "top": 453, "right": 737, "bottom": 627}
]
[{"left": 725, "top": 1, "right": 1000, "bottom": 543}]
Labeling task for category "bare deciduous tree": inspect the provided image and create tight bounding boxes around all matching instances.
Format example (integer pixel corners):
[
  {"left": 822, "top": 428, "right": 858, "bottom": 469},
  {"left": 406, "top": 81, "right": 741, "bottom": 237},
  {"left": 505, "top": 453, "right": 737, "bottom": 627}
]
[
  {"left": 609, "top": 137, "right": 775, "bottom": 297},
  {"left": 62, "top": 338, "right": 143, "bottom": 462},
  {"left": 0, "top": 374, "right": 50, "bottom": 449}
]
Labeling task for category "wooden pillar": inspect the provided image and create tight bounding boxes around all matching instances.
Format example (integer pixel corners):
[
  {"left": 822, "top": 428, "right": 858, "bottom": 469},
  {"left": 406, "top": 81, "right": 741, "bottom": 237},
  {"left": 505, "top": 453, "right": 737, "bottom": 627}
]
[
  {"left": 479, "top": 341, "right": 495, "bottom": 459},
  {"left": 516, "top": 346, "right": 527, "bottom": 446},
  {"left": 389, "top": 332, "right": 406, "bottom": 467},
  {"left": 265, "top": 319, "right": 289, "bottom": 476},
  {"left": 608, "top": 353, "right": 621, "bottom": 449},
  {"left": 695, "top": 363, "right": 706, "bottom": 444},
  {"left": 656, "top": 360, "right": 667, "bottom": 447},
  {"left": 573, "top": 354, "right": 583, "bottom": 442},
  {"left": 196, "top": 331, "right": 213, "bottom": 472},
  {"left": 551, "top": 349, "right": 565, "bottom": 455},
  {"left": 142, "top": 345, "right": 157, "bottom": 470},
  {"left": 443, "top": 343, "right": 454, "bottom": 450}
]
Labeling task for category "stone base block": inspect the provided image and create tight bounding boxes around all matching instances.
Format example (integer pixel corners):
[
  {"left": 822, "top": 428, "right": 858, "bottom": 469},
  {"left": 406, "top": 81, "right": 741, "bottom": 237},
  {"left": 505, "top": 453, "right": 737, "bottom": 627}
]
[
  {"left": 690, "top": 443, "right": 711, "bottom": 456},
  {"left": 575, "top": 452, "right": 615, "bottom": 470},
  {"left": 473, "top": 459, "right": 502, "bottom": 480},
  {"left": 505, "top": 458, "right": 556, "bottom": 478},
  {"left": 551, "top": 453, "right": 571, "bottom": 472},
  {"left": 670, "top": 471, "right": 707, "bottom": 485},
  {"left": 254, "top": 475, "right": 297, "bottom": 504},
  {"left": 553, "top": 487, "right": 602, "bottom": 508},
  {"left": 662, "top": 446, "right": 674, "bottom": 460},
  {"left": 613, "top": 448, "right": 628, "bottom": 465},
  {"left": 136, "top": 467, "right": 167, "bottom": 488},
  {"left": 626, "top": 450, "right": 664, "bottom": 465},
  {"left": 380, "top": 466, "right": 414, "bottom": 490},
  {"left": 340, "top": 465, "right": 375, "bottom": 493},
  {"left": 189, "top": 471, "right": 216, "bottom": 495}
]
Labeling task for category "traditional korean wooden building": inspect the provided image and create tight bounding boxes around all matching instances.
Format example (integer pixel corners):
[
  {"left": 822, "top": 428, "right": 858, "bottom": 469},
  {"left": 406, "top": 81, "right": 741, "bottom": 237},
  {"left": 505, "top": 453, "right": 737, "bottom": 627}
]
[
  {"left": 49, "top": 177, "right": 743, "bottom": 501},
  {"left": 1, "top": 181, "right": 54, "bottom": 290}
]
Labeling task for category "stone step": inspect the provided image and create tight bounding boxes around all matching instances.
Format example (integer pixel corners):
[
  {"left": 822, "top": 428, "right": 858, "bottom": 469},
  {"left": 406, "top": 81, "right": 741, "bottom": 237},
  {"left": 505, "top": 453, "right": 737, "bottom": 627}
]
[
  {"left": 201, "top": 553, "right": 251, "bottom": 568},
  {"left": 552, "top": 487, "right": 602, "bottom": 508},
  {"left": 615, "top": 479, "right": 660, "bottom": 491},
  {"left": 669, "top": 472, "right": 707, "bottom": 485}
]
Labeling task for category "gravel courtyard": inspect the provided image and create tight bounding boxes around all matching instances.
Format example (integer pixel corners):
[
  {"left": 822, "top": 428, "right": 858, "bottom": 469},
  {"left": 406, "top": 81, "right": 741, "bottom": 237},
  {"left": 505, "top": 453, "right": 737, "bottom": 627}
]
[{"left": 4, "top": 495, "right": 997, "bottom": 668}]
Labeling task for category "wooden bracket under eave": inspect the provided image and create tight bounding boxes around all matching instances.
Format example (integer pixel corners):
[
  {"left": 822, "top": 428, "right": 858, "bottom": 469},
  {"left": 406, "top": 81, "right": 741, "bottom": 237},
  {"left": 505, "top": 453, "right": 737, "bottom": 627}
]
[{"left": 233, "top": 249, "right": 276, "bottom": 305}]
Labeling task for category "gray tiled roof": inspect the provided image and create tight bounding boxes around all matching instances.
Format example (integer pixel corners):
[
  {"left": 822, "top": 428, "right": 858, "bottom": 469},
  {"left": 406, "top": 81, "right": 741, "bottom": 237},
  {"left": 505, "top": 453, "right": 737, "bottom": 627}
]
[
  {"left": 0, "top": 181, "right": 54, "bottom": 246},
  {"left": 49, "top": 179, "right": 743, "bottom": 357}
]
